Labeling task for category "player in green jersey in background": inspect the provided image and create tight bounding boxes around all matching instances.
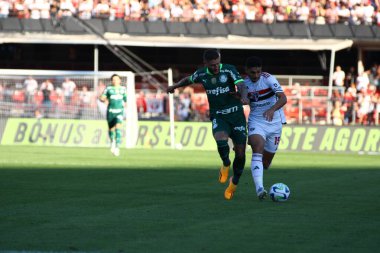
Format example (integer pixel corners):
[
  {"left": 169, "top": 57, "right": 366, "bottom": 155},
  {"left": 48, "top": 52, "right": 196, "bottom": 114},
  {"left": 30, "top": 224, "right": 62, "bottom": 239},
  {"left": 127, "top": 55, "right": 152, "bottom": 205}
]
[
  {"left": 167, "top": 49, "right": 249, "bottom": 200},
  {"left": 99, "top": 74, "right": 127, "bottom": 157}
]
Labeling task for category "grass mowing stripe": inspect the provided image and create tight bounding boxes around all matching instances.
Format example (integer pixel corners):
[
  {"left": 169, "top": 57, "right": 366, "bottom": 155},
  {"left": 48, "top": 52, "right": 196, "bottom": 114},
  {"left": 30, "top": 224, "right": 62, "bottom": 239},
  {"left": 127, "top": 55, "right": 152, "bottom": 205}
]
[{"left": 0, "top": 146, "right": 379, "bottom": 169}]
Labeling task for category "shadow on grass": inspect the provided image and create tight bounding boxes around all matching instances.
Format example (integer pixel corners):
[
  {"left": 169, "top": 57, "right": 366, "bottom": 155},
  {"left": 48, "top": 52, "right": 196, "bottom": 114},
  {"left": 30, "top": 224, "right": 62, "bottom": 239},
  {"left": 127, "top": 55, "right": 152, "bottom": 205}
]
[{"left": 0, "top": 167, "right": 379, "bottom": 253}]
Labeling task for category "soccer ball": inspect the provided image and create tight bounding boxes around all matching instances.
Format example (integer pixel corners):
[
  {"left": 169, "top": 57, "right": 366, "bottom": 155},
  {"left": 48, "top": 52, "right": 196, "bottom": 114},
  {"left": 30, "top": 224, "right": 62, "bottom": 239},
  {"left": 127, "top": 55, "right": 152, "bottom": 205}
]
[{"left": 269, "top": 183, "right": 290, "bottom": 202}]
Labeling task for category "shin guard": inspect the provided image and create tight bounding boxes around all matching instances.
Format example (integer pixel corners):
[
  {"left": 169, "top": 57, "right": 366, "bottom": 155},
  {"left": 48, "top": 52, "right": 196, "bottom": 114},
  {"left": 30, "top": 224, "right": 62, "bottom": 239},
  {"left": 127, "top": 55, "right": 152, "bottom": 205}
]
[{"left": 216, "top": 140, "right": 230, "bottom": 166}]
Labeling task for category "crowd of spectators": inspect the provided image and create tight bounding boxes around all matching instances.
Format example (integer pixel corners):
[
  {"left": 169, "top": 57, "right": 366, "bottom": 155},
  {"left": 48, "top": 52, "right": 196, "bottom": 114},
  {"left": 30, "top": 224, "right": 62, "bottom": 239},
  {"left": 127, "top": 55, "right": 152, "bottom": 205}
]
[
  {"left": 329, "top": 62, "right": 380, "bottom": 126},
  {"left": 0, "top": 76, "right": 95, "bottom": 119},
  {"left": 0, "top": 62, "right": 379, "bottom": 125},
  {"left": 0, "top": 0, "right": 379, "bottom": 25}
]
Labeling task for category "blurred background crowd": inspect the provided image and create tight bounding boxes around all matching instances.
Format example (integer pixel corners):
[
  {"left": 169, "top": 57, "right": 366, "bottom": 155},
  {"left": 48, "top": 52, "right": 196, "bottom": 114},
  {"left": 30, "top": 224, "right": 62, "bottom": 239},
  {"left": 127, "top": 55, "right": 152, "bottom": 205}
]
[
  {"left": 0, "top": 0, "right": 379, "bottom": 25},
  {"left": 1, "top": 61, "right": 379, "bottom": 125}
]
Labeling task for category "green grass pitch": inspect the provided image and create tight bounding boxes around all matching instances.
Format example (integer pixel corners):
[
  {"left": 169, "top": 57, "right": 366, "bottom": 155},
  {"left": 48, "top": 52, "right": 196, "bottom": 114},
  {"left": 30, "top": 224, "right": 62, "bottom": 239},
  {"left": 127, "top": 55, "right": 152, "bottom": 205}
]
[{"left": 0, "top": 146, "right": 379, "bottom": 253}]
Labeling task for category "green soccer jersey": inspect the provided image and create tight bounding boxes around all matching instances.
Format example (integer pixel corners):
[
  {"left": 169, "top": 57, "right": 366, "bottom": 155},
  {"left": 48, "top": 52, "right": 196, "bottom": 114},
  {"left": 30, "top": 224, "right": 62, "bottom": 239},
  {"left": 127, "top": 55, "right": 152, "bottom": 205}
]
[
  {"left": 190, "top": 64, "right": 244, "bottom": 117},
  {"left": 101, "top": 85, "right": 127, "bottom": 113}
]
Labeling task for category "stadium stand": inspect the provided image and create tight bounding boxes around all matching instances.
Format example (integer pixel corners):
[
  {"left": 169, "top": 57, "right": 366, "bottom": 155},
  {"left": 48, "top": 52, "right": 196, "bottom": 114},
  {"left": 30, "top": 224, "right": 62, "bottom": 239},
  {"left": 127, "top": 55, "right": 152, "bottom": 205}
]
[
  {"left": 0, "top": 0, "right": 379, "bottom": 40},
  {"left": 0, "top": 0, "right": 379, "bottom": 125},
  {"left": 0, "top": 0, "right": 379, "bottom": 25}
]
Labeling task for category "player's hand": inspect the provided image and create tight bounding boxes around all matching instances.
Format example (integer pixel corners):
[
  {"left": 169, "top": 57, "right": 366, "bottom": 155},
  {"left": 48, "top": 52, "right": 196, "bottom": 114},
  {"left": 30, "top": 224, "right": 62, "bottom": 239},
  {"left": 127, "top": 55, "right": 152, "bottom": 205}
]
[
  {"left": 240, "top": 97, "right": 250, "bottom": 105},
  {"left": 264, "top": 109, "right": 275, "bottom": 122},
  {"left": 167, "top": 85, "right": 176, "bottom": 94}
]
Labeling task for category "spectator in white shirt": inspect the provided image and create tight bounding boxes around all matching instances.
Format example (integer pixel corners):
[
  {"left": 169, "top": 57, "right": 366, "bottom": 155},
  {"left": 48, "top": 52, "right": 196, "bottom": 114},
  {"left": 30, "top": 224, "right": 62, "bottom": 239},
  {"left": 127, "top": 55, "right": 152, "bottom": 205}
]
[
  {"left": 0, "top": 0, "right": 11, "bottom": 18},
  {"left": 62, "top": 78, "right": 76, "bottom": 105},
  {"left": 337, "top": 3, "right": 350, "bottom": 24},
  {"left": 245, "top": 4, "right": 256, "bottom": 22},
  {"left": 24, "top": 76, "right": 39, "bottom": 104},
  {"left": 356, "top": 71, "right": 370, "bottom": 92},
  {"left": 363, "top": 1, "right": 375, "bottom": 25},
  {"left": 58, "top": 0, "right": 76, "bottom": 17},
  {"left": 297, "top": 2, "right": 310, "bottom": 22},
  {"left": 78, "top": 0, "right": 93, "bottom": 19},
  {"left": 170, "top": 0, "right": 183, "bottom": 21},
  {"left": 333, "top": 65, "right": 346, "bottom": 87},
  {"left": 262, "top": 7, "right": 275, "bottom": 23},
  {"left": 93, "top": 0, "right": 110, "bottom": 19}
]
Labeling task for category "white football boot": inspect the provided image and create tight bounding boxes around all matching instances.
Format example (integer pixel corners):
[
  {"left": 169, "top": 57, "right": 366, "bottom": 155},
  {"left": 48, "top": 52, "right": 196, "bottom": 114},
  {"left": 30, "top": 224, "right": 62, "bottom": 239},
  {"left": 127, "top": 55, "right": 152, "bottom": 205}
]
[
  {"left": 113, "top": 147, "right": 120, "bottom": 157},
  {"left": 257, "top": 187, "right": 267, "bottom": 201},
  {"left": 110, "top": 141, "right": 116, "bottom": 154}
]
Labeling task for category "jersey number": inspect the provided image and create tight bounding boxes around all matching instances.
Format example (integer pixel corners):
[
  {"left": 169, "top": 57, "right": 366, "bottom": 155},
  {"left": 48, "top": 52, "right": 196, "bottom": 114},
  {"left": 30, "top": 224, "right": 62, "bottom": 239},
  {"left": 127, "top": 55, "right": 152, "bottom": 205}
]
[{"left": 274, "top": 136, "right": 281, "bottom": 145}]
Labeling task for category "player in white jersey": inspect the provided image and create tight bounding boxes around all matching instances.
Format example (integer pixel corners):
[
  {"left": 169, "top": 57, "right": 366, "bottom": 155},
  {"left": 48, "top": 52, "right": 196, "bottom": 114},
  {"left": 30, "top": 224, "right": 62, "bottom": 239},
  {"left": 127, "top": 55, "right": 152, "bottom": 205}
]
[{"left": 244, "top": 56, "right": 287, "bottom": 200}]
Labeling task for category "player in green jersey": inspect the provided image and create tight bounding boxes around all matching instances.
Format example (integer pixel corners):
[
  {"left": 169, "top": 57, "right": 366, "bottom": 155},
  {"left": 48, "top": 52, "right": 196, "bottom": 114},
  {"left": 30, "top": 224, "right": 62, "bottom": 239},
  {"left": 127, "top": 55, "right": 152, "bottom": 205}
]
[
  {"left": 167, "top": 49, "right": 249, "bottom": 200},
  {"left": 99, "top": 74, "right": 127, "bottom": 156}
]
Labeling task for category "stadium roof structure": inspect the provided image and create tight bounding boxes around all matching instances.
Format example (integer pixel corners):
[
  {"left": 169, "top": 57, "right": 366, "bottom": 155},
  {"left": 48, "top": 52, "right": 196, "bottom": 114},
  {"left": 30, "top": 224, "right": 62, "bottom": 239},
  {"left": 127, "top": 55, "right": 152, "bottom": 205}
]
[
  {"left": 0, "top": 31, "right": 354, "bottom": 99},
  {"left": 0, "top": 32, "right": 354, "bottom": 52}
]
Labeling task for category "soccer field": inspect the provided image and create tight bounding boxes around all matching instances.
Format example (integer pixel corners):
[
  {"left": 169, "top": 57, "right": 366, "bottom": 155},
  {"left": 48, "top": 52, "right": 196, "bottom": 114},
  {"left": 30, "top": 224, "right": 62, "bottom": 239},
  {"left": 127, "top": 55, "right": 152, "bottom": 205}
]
[{"left": 0, "top": 146, "right": 379, "bottom": 253}]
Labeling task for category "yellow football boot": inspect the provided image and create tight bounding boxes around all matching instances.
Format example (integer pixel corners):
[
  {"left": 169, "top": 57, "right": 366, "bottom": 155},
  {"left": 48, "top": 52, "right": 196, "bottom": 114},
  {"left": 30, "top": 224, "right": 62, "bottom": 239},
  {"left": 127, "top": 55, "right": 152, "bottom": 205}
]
[
  {"left": 224, "top": 177, "right": 237, "bottom": 200},
  {"left": 219, "top": 164, "right": 230, "bottom": 183}
]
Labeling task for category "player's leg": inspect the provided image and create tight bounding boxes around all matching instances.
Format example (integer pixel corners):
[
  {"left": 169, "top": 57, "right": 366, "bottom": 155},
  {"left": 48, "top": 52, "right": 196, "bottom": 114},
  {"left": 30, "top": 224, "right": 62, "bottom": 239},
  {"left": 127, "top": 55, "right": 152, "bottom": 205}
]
[
  {"left": 214, "top": 131, "right": 230, "bottom": 183},
  {"left": 109, "top": 126, "right": 116, "bottom": 154},
  {"left": 115, "top": 123, "right": 122, "bottom": 147},
  {"left": 113, "top": 124, "right": 121, "bottom": 156},
  {"left": 212, "top": 117, "right": 231, "bottom": 183},
  {"left": 229, "top": 111, "right": 247, "bottom": 186},
  {"left": 113, "top": 114, "right": 124, "bottom": 157},
  {"left": 224, "top": 112, "right": 247, "bottom": 200},
  {"left": 215, "top": 132, "right": 230, "bottom": 167},
  {"left": 262, "top": 124, "right": 282, "bottom": 170},
  {"left": 231, "top": 143, "right": 246, "bottom": 184},
  {"left": 224, "top": 143, "right": 245, "bottom": 200},
  {"left": 249, "top": 133, "right": 267, "bottom": 200},
  {"left": 263, "top": 150, "right": 275, "bottom": 170},
  {"left": 107, "top": 111, "right": 117, "bottom": 155}
]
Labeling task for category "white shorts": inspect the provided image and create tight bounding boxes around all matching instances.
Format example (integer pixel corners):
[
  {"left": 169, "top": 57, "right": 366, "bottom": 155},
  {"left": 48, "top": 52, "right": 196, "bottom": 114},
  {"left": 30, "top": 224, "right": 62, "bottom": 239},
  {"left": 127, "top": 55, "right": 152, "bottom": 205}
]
[{"left": 248, "top": 120, "right": 283, "bottom": 153}]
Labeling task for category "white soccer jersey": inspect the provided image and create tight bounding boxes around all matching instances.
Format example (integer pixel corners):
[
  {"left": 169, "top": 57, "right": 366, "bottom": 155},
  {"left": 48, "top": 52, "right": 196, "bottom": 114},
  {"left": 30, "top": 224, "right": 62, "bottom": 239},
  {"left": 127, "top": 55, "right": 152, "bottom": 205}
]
[{"left": 245, "top": 72, "right": 286, "bottom": 125}]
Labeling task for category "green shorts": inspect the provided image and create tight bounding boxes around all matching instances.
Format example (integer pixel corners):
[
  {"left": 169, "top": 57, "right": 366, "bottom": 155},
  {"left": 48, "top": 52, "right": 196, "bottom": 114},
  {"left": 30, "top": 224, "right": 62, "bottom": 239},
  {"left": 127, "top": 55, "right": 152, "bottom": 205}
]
[
  {"left": 107, "top": 111, "right": 124, "bottom": 128},
  {"left": 211, "top": 111, "right": 247, "bottom": 145}
]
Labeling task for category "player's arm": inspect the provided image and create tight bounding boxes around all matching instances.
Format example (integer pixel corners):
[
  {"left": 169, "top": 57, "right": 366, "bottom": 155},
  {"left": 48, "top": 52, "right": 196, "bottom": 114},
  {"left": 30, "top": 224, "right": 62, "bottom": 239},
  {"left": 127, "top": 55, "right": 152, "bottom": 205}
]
[
  {"left": 229, "top": 80, "right": 249, "bottom": 105},
  {"left": 264, "top": 92, "right": 287, "bottom": 122},
  {"left": 166, "top": 76, "right": 192, "bottom": 94},
  {"left": 235, "top": 80, "right": 249, "bottom": 105},
  {"left": 98, "top": 87, "right": 108, "bottom": 103},
  {"left": 123, "top": 89, "right": 127, "bottom": 107},
  {"left": 98, "top": 94, "right": 107, "bottom": 103},
  {"left": 227, "top": 65, "right": 249, "bottom": 104},
  {"left": 272, "top": 92, "right": 287, "bottom": 111}
]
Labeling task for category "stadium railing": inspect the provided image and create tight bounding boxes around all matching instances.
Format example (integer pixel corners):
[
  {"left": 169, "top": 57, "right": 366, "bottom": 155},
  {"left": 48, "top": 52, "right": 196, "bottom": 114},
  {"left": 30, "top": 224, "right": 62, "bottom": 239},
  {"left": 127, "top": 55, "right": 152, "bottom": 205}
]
[{"left": 2, "top": 69, "right": 376, "bottom": 126}]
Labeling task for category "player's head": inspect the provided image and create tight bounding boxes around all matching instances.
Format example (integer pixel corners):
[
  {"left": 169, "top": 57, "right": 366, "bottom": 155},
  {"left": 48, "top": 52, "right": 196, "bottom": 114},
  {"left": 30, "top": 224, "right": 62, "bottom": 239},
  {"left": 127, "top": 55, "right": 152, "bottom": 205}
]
[
  {"left": 203, "top": 49, "right": 221, "bottom": 75},
  {"left": 245, "top": 56, "right": 263, "bottom": 82},
  {"left": 111, "top": 74, "right": 121, "bottom": 86}
]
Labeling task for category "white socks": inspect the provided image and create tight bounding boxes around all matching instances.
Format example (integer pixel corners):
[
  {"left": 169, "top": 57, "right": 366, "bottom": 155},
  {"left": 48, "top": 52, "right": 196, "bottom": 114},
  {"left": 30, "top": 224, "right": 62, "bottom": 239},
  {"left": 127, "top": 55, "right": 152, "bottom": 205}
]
[{"left": 251, "top": 153, "right": 264, "bottom": 192}]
